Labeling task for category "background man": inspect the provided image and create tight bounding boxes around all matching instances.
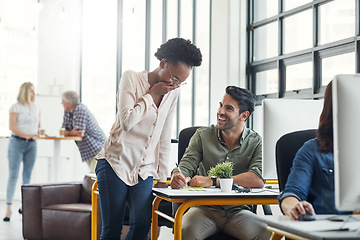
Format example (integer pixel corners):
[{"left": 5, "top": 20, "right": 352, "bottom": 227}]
[
  {"left": 61, "top": 91, "right": 106, "bottom": 173},
  {"left": 170, "top": 86, "right": 270, "bottom": 240}
]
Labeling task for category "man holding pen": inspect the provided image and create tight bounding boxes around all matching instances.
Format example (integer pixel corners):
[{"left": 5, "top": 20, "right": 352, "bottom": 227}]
[{"left": 170, "top": 86, "right": 270, "bottom": 240}]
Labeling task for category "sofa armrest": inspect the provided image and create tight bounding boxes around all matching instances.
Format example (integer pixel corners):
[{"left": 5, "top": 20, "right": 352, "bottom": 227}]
[
  {"left": 41, "top": 183, "right": 82, "bottom": 207},
  {"left": 22, "top": 185, "right": 43, "bottom": 240}
]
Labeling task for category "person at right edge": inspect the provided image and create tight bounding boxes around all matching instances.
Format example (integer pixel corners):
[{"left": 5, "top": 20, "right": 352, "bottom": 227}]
[
  {"left": 95, "top": 38, "right": 202, "bottom": 240},
  {"left": 170, "top": 86, "right": 271, "bottom": 240},
  {"left": 278, "top": 81, "right": 351, "bottom": 219}
]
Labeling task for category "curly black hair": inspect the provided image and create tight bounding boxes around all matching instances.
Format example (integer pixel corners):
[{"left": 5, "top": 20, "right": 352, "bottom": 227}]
[{"left": 154, "top": 38, "right": 202, "bottom": 67}]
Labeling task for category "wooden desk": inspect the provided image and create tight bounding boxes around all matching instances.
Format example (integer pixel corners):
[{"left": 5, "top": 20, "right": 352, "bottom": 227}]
[
  {"left": 151, "top": 187, "right": 279, "bottom": 240},
  {"left": 258, "top": 214, "right": 360, "bottom": 240},
  {"left": 38, "top": 136, "right": 81, "bottom": 182}
]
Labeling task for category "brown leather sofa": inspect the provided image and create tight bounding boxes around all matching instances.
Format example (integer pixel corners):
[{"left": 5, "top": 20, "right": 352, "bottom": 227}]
[{"left": 22, "top": 175, "right": 101, "bottom": 240}]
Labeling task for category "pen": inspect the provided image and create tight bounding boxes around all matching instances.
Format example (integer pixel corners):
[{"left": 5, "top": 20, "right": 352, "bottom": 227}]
[{"left": 175, "top": 163, "right": 183, "bottom": 176}]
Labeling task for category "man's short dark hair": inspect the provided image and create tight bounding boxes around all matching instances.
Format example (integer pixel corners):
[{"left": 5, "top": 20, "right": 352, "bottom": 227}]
[
  {"left": 225, "top": 86, "right": 256, "bottom": 117},
  {"left": 154, "top": 38, "right": 202, "bottom": 67}
]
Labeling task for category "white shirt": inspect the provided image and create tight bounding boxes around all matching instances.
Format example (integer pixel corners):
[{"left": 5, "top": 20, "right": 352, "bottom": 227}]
[
  {"left": 97, "top": 70, "right": 179, "bottom": 186},
  {"left": 9, "top": 102, "right": 40, "bottom": 135}
]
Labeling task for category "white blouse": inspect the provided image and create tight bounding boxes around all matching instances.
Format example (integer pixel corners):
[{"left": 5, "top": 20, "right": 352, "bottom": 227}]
[
  {"left": 97, "top": 70, "right": 179, "bottom": 186},
  {"left": 9, "top": 103, "right": 40, "bottom": 135}
]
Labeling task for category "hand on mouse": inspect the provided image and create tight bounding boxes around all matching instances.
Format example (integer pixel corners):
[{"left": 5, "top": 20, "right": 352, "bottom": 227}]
[{"left": 292, "top": 201, "right": 315, "bottom": 221}]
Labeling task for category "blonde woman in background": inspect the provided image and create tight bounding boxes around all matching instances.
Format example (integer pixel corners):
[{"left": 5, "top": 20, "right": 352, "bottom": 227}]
[{"left": 4, "top": 82, "right": 40, "bottom": 222}]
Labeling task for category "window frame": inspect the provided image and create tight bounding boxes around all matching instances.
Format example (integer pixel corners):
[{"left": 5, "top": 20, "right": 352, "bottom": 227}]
[{"left": 247, "top": 0, "right": 360, "bottom": 106}]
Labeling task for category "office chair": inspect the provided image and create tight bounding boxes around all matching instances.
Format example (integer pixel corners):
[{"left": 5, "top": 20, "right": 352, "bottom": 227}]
[
  {"left": 177, "top": 126, "right": 202, "bottom": 163},
  {"left": 275, "top": 129, "right": 317, "bottom": 192},
  {"left": 176, "top": 126, "right": 271, "bottom": 240}
]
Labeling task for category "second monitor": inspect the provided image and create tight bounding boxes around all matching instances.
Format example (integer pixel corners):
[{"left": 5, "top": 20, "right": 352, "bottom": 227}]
[{"left": 333, "top": 74, "right": 360, "bottom": 212}]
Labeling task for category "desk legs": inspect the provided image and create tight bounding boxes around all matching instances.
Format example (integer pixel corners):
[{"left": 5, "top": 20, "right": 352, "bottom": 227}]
[
  {"left": 152, "top": 197, "right": 279, "bottom": 240},
  {"left": 51, "top": 140, "right": 61, "bottom": 182},
  {"left": 151, "top": 197, "right": 162, "bottom": 240},
  {"left": 91, "top": 181, "right": 98, "bottom": 240},
  {"left": 173, "top": 200, "right": 197, "bottom": 240}
]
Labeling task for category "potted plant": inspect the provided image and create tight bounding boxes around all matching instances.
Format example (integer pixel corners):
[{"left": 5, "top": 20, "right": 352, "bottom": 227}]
[{"left": 208, "top": 162, "right": 234, "bottom": 192}]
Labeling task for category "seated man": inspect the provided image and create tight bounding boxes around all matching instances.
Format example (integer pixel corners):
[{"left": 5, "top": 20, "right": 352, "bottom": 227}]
[{"left": 170, "top": 86, "right": 270, "bottom": 240}]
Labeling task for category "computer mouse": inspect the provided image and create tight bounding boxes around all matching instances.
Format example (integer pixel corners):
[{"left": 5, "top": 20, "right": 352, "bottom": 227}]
[{"left": 297, "top": 209, "right": 316, "bottom": 221}]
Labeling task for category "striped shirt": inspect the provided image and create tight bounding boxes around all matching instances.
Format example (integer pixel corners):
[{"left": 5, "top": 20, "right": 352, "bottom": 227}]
[{"left": 62, "top": 103, "right": 106, "bottom": 162}]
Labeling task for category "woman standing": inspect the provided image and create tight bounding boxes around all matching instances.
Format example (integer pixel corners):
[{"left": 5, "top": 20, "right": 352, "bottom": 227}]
[
  {"left": 96, "top": 38, "right": 202, "bottom": 239},
  {"left": 4, "top": 82, "right": 40, "bottom": 222}
]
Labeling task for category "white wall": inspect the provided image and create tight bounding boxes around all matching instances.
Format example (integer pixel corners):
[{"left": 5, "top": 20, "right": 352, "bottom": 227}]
[
  {"left": 210, "top": 0, "right": 245, "bottom": 124},
  {"left": 37, "top": 0, "right": 82, "bottom": 95}
]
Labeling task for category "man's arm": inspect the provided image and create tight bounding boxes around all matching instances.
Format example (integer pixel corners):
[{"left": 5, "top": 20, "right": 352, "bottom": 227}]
[
  {"left": 233, "top": 134, "right": 264, "bottom": 188},
  {"left": 170, "top": 172, "right": 191, "bottom": 189},
  {"left": 64, "top": 128, "right": 84, "bottom": 137},
  {"left": 232, "top": 172, "right": 264, "bottom": 188},
  {"left": 188, "top": 175, "right": 212, "bottom": 187},
  {"left": 187, "top": 171, "right": 264, "bottom": 188}
]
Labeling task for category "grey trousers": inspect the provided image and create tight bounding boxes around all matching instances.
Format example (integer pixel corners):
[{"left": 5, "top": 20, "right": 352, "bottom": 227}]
[{"left": 181, "top": 206, "right": 271, "bottom": 240}]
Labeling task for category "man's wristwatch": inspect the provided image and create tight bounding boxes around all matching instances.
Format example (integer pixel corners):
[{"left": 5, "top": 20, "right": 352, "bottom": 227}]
[{"left": 212, "top": 177, "right": 217, "bottom": 187}]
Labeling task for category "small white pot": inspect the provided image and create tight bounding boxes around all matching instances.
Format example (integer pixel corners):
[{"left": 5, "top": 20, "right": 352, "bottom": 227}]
[{"left": 219, "top": 178, "right": 233, "bottom": 192}]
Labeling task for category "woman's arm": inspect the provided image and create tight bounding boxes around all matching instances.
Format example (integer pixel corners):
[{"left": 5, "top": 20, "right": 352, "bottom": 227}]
[
  {"left": 278, "top": 141, "right": 317, "bottom": 219},
  {"left": 118, "top": 71, "right": 154, "bottom": 131},
  {"left": 281, "top": 196, "right": 315, "bottom": 220},
  {"left": 155, "top": 91, "right": 179, "bottom": 184}
]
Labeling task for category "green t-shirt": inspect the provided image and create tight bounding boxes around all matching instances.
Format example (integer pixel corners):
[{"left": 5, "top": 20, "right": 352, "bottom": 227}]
[{"left": 172, "top": 125, "right": 264, "bottom": 217}]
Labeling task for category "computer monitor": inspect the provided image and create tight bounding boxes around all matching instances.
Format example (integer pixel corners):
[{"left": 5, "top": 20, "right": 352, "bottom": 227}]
[
  {"left": 261, "top": 99, "right": 323, "bottom": 179},
  {"left": 333, "top": 74, "right": 360, "bottom": 211}
]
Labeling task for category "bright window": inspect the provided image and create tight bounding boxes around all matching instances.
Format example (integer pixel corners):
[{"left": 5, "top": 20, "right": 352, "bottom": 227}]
[
  {"left": 253, "top": 22, "right": 278, "bottom": 61},
  {"left": 319, "top": 0, "right": 355, "bottom": 45},
  {"left": 284, "top": 10, "right": 312, "bottom": 54},
  {"left": 256, "top": 69, "right": 278, "bottom": 95},
  {"left": 81, "top": 0, "right": 117, "bottom": 135},
  {"left": 0, "top": 0, "right": 38, "bottom": 136},
  {"left": 322, "top": 52, "right": 355, "bottom": 86},
  {"left": 286, "top": 62, "right": 312, "bottom": 91}
]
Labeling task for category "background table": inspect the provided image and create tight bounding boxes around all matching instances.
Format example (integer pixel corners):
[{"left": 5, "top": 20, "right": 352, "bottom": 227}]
[
  {"left": 38, "top": 136, "right": 81, "bottom": 182},
  {"left": 151, "top": 187, "right": 279, "bottom": 240}
]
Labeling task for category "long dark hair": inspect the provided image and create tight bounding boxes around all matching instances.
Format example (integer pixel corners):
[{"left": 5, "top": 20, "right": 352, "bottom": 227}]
[{"left": 317, "top": 81, "right": 333, "bottom": 153}]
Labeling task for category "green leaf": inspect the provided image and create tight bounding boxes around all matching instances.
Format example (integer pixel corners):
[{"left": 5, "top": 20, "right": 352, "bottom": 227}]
[{"left": 207, "top": 161, "right": 233, "bottom": 179}]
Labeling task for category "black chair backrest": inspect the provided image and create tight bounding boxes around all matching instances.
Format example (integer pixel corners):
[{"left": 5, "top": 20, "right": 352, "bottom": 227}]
[
  {"left": 177, "top": 126, "right": 201, "bottom": 163},
  {"left": 275, "top": 129, "right": 317, "bottom": 192}
]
